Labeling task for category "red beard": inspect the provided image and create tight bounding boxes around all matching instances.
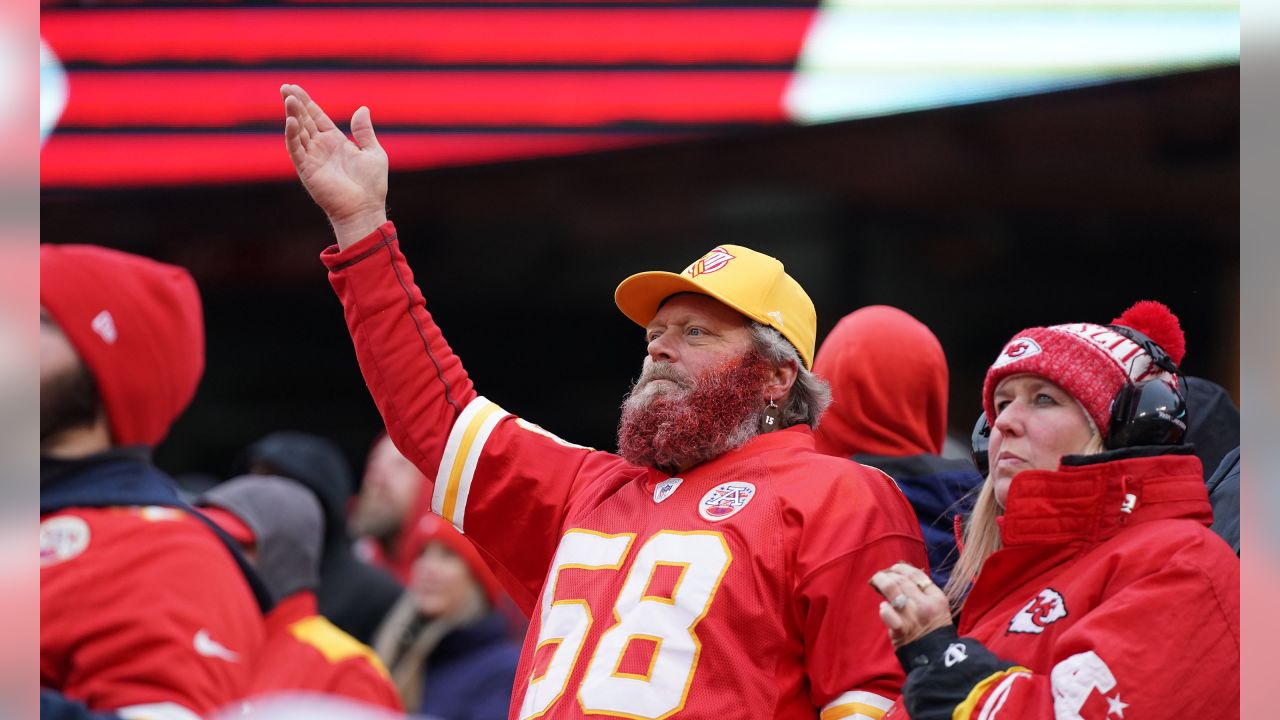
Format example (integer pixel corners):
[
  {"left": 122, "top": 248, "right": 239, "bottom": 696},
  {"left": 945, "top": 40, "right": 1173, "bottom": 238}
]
[{"left": 617, "top": 351, "right": 772, "bottom": 472}]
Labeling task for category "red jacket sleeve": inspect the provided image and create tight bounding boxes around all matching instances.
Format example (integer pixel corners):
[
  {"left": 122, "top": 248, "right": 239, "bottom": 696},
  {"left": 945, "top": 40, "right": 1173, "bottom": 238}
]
[
  {"left": 322, "top": 223, "right": 633, "bottom": 610},
  {"left": 793, "top": 463, "right": 928, "bottom": 719},
  {"left": 321, "top": 223, "right": 478, "bottom": 474}
]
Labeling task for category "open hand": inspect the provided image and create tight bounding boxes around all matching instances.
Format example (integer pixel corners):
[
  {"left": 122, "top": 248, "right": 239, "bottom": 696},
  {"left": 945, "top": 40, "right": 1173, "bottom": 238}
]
[
  {"left": 281, "top": 83, "right": 389, "bottom": 249},
  {"left": 869, "top": 562, "right": 952, "bottom": 648}
]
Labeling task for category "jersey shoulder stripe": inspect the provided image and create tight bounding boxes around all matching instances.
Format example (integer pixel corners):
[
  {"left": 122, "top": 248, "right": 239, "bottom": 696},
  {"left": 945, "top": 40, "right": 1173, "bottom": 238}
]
[
  {"left": 432, "top": 395, "right": 509, "bottom": 531},
  {"left": 821, "top": 689, "right": 894, "bottom": 720}
]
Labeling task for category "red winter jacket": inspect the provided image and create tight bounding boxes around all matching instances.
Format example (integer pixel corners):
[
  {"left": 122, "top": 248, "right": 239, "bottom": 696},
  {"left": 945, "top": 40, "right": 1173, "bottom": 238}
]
[
  {"left": 42, "top": 505, "right": 264, "bottom": 719},
  {"left": 248, "top": 591, "right": 402, "bottom": 712},
  {"left": 886, "top": 447, "right": 1239, "bottom": 720}
]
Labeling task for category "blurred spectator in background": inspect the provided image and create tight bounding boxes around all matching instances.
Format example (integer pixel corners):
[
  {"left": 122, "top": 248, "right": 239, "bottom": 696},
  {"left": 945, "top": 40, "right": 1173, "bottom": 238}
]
[
  {"left": 373, "top": 514, "right": 519, "bottom": 719},
  {"left": 40, "top": 245, "right": 267, "bottom": 720},
  {"left": 1206, "top": 446, "right": 1240, "bottom": 554},
  {"left": 198, "top": 475, "right": 402, "bottom": 713},
  {"left": 812, "top": 305, "right": 982, "bottom": 587},
  {"left": 235, "top": 431, "right": 404, "bottom": 644},
  {"left": 1177, "top": 375, "right": 1240, "bottom": 553},
  {"left": 1180, "top": 375, "right": 1240, "bottom": 484},
  {"left": 352, "top": 433, "right": 429, "bottom": 584}
]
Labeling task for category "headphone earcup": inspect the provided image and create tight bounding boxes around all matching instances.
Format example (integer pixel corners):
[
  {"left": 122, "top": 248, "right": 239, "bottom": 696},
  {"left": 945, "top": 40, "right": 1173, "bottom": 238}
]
[
  {"left": 1107, "top": 380, "right": 1187, "bottom": 449},
  {"left": 971, "top": 412, "right": 991, "bottom": 476}
]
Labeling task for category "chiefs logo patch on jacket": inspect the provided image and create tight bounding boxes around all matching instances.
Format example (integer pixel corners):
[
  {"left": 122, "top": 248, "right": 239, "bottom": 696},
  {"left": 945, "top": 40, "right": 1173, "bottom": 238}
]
[{"left": 1008, "top": 588, "right": 1068, "bottom": 634}]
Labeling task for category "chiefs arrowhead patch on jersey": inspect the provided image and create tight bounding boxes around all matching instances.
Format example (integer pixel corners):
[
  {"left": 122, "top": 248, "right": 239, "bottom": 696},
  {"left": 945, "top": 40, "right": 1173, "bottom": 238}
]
[
  {"left": 698, "top": 482, "right": 755, "bottom": 522},
  {"left": 1008, "top": 587, "right": 1069, "bottom": 634}
]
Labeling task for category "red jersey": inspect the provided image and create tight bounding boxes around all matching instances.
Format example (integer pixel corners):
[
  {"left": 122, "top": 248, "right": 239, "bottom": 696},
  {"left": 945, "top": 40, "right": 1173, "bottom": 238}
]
[
  {"left": 886, "top": 450, "right": 1239, "bottom": 719},
  {"left": 41, "top": 506, "right": 264, "bottom": 719},
  {"left": 249, "top": 592, "right": 402, "bottom": 712},
  {"left": 322, "top": 223, "right": 927, "bottom": 720}
]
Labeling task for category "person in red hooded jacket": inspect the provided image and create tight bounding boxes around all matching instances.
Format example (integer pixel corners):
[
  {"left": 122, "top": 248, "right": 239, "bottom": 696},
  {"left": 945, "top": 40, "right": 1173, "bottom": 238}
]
[
  {"left": 41, "top": 245, "right": 266, "bottom": 720},
  {"left": 812, "top": 306, "right": 982, "bottom": 588},
  {"left": 868, "top": 301, "right": 1239, "bottom": 719}
]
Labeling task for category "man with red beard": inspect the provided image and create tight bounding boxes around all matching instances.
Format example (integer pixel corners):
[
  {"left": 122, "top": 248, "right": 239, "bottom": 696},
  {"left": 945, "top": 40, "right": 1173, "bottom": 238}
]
[{"left": 281, "top": 84, "right": 925, "bottom": 720}]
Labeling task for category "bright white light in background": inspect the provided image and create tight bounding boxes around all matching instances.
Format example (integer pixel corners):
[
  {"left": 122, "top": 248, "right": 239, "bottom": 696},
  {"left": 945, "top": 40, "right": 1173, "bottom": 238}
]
[
  {"left": 40, "top": 38, "right": 68, "bottom": 147},
  {"left": 785, "top": 0, "right": 1239, "bottom": 124}
]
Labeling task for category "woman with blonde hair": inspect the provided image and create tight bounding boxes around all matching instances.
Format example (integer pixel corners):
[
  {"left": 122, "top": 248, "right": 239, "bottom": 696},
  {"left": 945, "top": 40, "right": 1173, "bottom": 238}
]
[{"left": 868, "top": 301, "right": 1239, "bottom": 719}]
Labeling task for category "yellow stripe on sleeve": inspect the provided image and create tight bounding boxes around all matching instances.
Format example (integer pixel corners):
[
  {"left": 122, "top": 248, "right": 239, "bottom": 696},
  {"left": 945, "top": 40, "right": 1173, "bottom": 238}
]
[
  {"left": 440, "top": 400, "right": 505, "bottom": 525},
  {"left": 289, "top": 615, "right": 391, "bottom": 679},
  {"left": 952, "top": 666, "right": 1031, "bottom": 720},
  {"left": 822, "top": 691, "right": 894, "bottom": 720}
]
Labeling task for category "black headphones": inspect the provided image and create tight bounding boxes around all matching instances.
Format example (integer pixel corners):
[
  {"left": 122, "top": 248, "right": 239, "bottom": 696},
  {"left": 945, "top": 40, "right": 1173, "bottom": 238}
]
[
  {"left": 970, "top": 324, "right": 1187, "bottom": 473},
  {"left": 1104, "top": 324, "right": 1187, "bottom": 448},
  {"left": 970, "top": 412, "right": 991, "bottom": 477}
]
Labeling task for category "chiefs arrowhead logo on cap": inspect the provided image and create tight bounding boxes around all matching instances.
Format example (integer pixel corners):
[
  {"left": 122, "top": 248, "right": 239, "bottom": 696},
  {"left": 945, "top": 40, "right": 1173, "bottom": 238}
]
[
  {"left": 686, "top": 247, "right": 736, "bottom": 278},
  {"left": 992, "top": 337, "right": 1042, "bottom": 369}
]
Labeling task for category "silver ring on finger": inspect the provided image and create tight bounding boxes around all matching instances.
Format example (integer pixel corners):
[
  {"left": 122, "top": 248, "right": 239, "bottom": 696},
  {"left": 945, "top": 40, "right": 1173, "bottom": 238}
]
[{"left": 891, "top": 593, "right": 908, "bottom": 611}]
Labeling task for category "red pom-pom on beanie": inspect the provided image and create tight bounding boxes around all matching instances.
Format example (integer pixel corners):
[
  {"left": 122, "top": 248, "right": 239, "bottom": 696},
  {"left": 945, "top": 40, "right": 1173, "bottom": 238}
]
[{"left": 1110, "top": 300, "right": 1186, "bottom": 366}]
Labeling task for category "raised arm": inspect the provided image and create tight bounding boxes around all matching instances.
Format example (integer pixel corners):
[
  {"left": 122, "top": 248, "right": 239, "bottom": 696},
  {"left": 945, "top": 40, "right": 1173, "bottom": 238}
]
[{"left": 281, "top": 83, "right": 389, "bottom": 249}]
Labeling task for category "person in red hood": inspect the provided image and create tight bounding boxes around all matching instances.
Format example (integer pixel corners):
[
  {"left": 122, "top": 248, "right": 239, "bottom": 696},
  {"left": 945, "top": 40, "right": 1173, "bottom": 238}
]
[
  {"left": 868, "top": 301, "right": 1239, "bottom": 720},
  {"left": 812, "top": 306, "right": 982, "bottom": 587}
]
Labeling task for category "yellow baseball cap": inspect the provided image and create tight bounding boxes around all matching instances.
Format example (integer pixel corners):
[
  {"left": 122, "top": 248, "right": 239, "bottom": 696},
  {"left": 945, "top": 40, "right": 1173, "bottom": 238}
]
[{"left": 614, "top": 244, "right": 817, "bottom": 368}]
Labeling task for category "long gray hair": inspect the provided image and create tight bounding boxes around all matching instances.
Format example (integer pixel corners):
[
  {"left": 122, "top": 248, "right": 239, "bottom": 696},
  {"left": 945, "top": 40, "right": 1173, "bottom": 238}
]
[{"left": 749, "top": 323, "right": 831, "bottom": 429}]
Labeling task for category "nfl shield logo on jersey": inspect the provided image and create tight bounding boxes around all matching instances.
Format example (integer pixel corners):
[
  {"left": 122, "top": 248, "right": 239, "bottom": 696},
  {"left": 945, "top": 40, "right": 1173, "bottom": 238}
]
[
  {"left": 698, "top": 482, "right": 755, "bottom": 522},
  {"left": 1008, "top": 588, "right": 1069, "bottom": 634},
  {"left": 654, "top": 477, "right": 684, "bottom": 504}
]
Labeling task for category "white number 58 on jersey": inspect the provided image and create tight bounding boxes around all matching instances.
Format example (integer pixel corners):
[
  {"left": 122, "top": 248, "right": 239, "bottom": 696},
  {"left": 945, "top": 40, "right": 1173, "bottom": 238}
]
[{"left": 520, "top": 529, "right": 731, "bottom": 720}]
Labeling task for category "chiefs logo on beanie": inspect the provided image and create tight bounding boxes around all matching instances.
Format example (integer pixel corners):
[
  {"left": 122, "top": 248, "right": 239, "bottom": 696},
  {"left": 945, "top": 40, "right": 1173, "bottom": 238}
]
[
  {"left": 41, "top": 244, "right": 204, "bottom": 447},
  {"left": 982, "top": 301, "right": 1186, "bottom": 439}
]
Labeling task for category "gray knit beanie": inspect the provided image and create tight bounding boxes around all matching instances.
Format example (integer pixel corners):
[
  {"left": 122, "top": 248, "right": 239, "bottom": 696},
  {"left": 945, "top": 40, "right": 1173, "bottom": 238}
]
[{"left": 200, "top": 474, "right": 324, "bottom": 601}]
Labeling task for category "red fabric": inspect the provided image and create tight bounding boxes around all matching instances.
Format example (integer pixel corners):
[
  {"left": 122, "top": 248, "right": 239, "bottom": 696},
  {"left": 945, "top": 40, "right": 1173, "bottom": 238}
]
[
  {"left": 200, "top": 506, "right": 256, "bottom": 546},
  {"left": 981, "top": 301, "right": 1185, "bottom": 439},
  {"left": 40, "top": 244, "right": 204, "bottom": 447},
  {"left": 41, "top": 506, "right": 263, "bottom": 716},
  {"left": 321, "top": 223, "right": 927, "bottom": 719},
  {"left": 249, "top": 592, "right": 402, "bottom": 713},
  {"left": 811, "top": 305, "right": 948, "bottom": 457},
  {"left": 404, "top": 513, "right": 505, "bottom": 607},
  {"left": 901, "top": 452, "right": 1238, "bottom": 719}
]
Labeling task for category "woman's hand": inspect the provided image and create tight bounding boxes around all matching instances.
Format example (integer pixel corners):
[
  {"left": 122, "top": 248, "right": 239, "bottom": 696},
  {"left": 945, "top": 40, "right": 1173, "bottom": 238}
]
[{"left": 869, "top": 562, "right": 953, "bottom": 648}]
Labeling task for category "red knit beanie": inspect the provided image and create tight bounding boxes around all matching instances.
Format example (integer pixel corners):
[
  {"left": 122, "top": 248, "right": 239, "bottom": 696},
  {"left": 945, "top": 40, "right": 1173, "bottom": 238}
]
[
  {"left": 40, "top": 244, "right": 205, "bottom": 447},
  {"left": 406, "top": 513, "right": 504, "bottom": 607},
  {"left": 982, "top": 301, "right": 1186, "bottom": 439}
]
